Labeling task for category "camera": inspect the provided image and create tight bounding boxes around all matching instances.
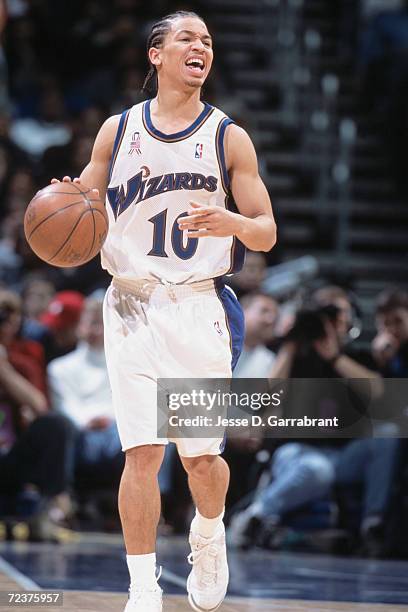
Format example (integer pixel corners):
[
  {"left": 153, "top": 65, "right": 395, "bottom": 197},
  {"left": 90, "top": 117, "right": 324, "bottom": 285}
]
[{"left": 285, "top": 303, "right": 340, "bottom": 345}]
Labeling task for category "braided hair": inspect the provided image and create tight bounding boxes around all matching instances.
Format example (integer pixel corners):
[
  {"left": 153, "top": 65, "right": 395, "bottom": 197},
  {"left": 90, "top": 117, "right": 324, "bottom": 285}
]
[{"left": 142, "top": 11, "right": 204, "bottom": 94}]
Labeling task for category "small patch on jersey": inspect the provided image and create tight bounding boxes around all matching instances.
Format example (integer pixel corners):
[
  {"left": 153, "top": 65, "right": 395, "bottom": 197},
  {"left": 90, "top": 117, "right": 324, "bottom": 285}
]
[
  {"left": 214, "top": 320, "right": 223, "bottom": 336},
  {"left": 129, "top": 131, "right": 141, "bottom": 155},
  {"left": 195, "top": 143, "right": 203, "bottom": 159}
]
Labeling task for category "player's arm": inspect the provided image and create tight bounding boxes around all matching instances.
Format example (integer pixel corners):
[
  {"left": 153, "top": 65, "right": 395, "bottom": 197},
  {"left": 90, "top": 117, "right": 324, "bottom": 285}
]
[
  {"left": 226, "top": 125, "right": 276, "bottom": 251},
  {"left": 178, "top": 124, "right": 276, "bottom": 252},
  {"left": 51, "top": 114, "right": 120, "bottom": 202}
]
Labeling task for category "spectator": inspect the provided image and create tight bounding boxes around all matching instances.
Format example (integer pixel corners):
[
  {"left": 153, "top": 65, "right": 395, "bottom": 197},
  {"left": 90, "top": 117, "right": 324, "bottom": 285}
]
[
  {"left": 10, "top": 87, "right": 72, "bottom": 158},
  {"left": 229, "top": 251, "right": 267, "bottom": 299},
  {"left": 47, "top": 292, "right": 123, "bottom": 490},
  {"left": 234, "top": 292, "right": 278, "bottom": 378},
  {"left": 0, "top": 219, "right": 22, "bottom": 288},
  {"left": 0, "top": 288, "right": 47, "bottom": 397},
  {"left": 38, "top": 290, "right": 84, "bottom": 362},
  {"left": 21, "top": 272, "right": 55, "bottom": 342},
  {"left": 229, "top": 286, "right": 400, "bottom": 557},
  {"left": 0, "top": 288, "right": 75, "bottom": 539},
  {"left": 372, "top": 287, "right": 408, "bottom": 376}
]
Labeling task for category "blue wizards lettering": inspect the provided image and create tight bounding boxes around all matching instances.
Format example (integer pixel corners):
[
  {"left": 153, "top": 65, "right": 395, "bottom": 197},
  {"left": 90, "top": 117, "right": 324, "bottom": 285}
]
[{"left": 107, "top": 171, "right": 218, "bottom": 219}]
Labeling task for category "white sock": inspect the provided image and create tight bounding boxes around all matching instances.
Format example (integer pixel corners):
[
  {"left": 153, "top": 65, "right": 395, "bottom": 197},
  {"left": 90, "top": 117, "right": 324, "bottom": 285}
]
[
  {"left": 191, "top": 508, "right": 225, "bottom": 539},
  {"left": 127, "top": 553, "right": 158, "bottom": 590}
]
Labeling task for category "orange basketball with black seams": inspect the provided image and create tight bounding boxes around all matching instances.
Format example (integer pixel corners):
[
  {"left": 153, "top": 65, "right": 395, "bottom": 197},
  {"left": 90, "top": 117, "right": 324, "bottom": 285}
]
[{"left": 24, "top": 182, "right": 109, "bottom": 268}]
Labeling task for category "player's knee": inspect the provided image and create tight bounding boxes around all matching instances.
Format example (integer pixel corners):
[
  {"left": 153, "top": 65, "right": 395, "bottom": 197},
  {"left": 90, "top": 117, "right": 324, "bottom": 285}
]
[
  {"left": 181, "top": 454, "right": 218, "bottom": 481},
  {"left": 125, "top": 444, "right": 165, "bottom": 476}
]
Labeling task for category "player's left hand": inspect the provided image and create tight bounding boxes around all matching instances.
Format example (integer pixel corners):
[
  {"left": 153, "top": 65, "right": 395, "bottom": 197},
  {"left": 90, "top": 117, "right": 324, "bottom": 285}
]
[{"left": 178, "top": 201, "right": 241, "bottom": 238}]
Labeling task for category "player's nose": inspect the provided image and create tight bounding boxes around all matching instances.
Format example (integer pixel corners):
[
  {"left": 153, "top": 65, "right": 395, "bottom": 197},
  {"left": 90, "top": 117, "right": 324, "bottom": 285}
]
[{"left": 191, "top": 38, "right": 205, "bottom": 52}]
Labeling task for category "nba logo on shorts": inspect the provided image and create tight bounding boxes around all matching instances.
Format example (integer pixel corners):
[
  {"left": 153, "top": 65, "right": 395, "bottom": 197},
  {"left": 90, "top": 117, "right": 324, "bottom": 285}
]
[
  {"left": 129, "top": 131, "right": 141, "bottom": 155},
  {"left": 195, "top": 143, "right": 203, "bottom": 159},
  {"left": 214, "top": 320, "right": 223, "bottom": 336}
]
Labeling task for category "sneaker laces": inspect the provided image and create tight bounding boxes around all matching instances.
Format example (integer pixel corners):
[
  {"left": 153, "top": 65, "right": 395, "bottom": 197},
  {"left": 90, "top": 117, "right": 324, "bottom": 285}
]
[
  {"left": 128, "top": 566, "right": 163, "bottom": 601},
  {"left": 128, "top": 589, "right": 162, "bottom": 604},
  {"left": 188, "top": 536, "right": 220, "bottom": 587}
]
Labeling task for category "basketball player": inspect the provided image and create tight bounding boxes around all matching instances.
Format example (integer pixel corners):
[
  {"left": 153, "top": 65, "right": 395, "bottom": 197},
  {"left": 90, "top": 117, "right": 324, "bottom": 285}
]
[{"left": 52, "top": 11, "right": 276, "bottom": 611}]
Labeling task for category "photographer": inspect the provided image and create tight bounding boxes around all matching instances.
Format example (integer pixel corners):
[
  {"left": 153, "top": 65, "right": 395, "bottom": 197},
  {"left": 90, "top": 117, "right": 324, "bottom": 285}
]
[
  {"left": 273, "top": 286, "right": 382, "bottom": 385},
  {"left": 372, "top": 287, "right": 408, "bottom": 377},
  {"left": 229, "top": 286, "right": 400, "bottom": 556},
  {"left": 0, "top": 289, "right": 75, "bottom": 539}
]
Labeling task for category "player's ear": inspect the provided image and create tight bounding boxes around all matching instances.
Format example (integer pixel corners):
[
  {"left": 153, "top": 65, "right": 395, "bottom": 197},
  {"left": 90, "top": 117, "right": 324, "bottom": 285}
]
[{"left": 149, "top": 47, "right": 162, "bottom": 68}]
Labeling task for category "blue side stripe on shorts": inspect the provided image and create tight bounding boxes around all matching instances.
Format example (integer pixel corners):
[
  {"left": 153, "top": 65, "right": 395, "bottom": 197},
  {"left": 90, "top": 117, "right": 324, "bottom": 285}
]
[
  {"left": 214, "top": 278, "right": 245, "bottom": 371},
  {"left": 214, "top": 278, "right": 245, "bottom": 453}
]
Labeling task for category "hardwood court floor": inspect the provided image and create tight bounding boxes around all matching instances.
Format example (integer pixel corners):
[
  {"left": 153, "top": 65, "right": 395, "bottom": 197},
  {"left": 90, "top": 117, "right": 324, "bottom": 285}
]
[
  {"left": 2, "top": 534, "right": 408, "bottom": 611},
  {"left": 2, "top": 571, "right": 408, "bottom": 612}
]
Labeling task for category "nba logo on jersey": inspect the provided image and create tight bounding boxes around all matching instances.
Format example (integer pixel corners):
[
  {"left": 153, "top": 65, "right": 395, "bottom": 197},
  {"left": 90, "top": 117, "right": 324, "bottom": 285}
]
[
  {"left": 195, "top": 143, "right": 203, "bottom": 159},
  {"left": 129, "top": 131, "right": 141, "bottom": 155}
]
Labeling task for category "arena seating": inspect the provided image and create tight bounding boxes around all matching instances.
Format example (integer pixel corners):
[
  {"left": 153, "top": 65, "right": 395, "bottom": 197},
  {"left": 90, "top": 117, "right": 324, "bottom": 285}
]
[{"left": 201, "top": 0, "right": 407, "bottom": 345}]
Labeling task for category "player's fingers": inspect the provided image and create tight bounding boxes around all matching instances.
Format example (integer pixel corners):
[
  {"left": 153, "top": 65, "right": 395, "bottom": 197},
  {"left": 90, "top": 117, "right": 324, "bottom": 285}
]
[
  {"left": 186, "top": 212, "right": 213, "bottom": 221},
  {"left": 92, "top": 188, "right": 100, "bottom": 198},
  {"left": 187, "top": 230, "right": 211, "bottom": 238},
  {"left": 178, "top": 218, "right": 210, "bottom": 228},
  {"left": 50, "top": 178, "right": 60, "bottom": 184},
  {"left": 179, "top": 216, "right": 204, "bottom": 225},
  {"left": 187, "top": 207, "right": 214, "bottom": 217},
  {"left": 73, "top": 177, "right": 81, "bottom": 183},
  {"left": 182, "top": 213, "right": 213, "bottom": 226},
  {"left": 62, "top": 176, "right": 72, "bottom": 182}
]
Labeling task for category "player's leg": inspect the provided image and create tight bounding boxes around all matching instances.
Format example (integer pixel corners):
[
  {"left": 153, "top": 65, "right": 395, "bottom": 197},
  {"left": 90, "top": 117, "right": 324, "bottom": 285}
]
[
  {"left": 177, "top": 286, "right": 243, "bottom": 611},
  {"left": 103, "top": 285, "right": 167, "bottom": 610},
  {"left": 179, "top": 451, "right": 230, "bottom": 612},
  {"left": 120, "top": 444, "right": 165, "bottom": 610},
  {"left": 180, "top": 453, "right": 229, "bottom": 529},
  {"left": 120, "top": 444, "right": 165, "bottom": 553},
  {"left": 157, "top": 281, "right": 244, "bottom": 611}
]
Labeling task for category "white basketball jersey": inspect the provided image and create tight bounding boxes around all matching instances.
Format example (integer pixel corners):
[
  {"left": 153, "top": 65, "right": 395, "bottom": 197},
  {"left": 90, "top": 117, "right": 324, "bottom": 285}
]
[{"left": 101, "top": 100, "right": 245, "bottom": 283}]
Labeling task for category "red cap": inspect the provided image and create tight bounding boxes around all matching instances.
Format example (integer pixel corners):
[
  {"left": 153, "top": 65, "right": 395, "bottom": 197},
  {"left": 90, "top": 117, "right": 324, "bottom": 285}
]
[{"left": 40, "top": 291, "right": 85, "bottom": 331}]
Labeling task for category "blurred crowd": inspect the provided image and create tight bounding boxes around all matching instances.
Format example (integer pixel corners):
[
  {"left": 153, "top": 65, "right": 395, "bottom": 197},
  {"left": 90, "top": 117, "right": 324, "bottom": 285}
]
[
  {"left": 1, "top": 251, "right": 407, "bottom": 555},
  {"left": 0, "top": 0, "right": 408, "bottom": 558},
  {"left": 227, "top": 274, "right": 408, "bottom": 558}
]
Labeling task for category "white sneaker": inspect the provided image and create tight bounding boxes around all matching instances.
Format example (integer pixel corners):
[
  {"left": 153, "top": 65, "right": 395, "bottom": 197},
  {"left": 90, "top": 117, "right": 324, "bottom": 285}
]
[
  {"left": 187, "top": 526, "right": 229, "bottom": 611},
  {"left": 124, "top": 587, "right": 163, "bottom": 611}
]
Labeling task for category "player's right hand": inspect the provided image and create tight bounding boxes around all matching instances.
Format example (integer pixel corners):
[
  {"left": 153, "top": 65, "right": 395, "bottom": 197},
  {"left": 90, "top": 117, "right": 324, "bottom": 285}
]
[
  {"left": 50, "top": 177, "right": 100, "bottom": 198},
  {"left": 51, "top": 176, "right": 81, "bottom": 184}
]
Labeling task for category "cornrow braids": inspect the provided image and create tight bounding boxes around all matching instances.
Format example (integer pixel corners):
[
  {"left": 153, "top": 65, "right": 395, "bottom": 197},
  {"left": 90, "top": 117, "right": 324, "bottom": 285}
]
[{"left": 142, "top": 11, "right": 204, "bottom": 94}]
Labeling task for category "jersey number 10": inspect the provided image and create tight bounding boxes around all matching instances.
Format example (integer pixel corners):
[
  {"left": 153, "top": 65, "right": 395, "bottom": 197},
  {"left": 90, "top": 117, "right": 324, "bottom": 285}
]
[{"left": 147, "top": 209, "right": 198, "bottom": 260}]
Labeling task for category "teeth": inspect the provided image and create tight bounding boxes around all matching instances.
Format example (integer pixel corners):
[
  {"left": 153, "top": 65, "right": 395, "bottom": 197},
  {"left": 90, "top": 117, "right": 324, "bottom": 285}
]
[{"left": 186, "top": 58, "right": 204, "bottom": 67}]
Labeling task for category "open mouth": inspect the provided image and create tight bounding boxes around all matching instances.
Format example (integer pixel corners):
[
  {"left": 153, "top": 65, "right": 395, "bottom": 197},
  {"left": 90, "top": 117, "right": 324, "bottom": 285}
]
[{"left": 185, "top": 57, "right": 205, "bottom": 75}]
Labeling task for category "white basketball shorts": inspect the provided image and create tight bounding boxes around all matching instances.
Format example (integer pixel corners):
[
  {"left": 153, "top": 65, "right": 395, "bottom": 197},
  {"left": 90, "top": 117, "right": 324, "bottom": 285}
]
[{"left": 103, "top": 277, "right": 244, "bottom": 457}]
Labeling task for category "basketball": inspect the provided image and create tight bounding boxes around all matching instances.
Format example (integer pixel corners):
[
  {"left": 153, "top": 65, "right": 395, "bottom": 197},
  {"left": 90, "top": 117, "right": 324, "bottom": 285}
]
[{"left": 24, "top": 181, "right": 109, "bottom": 268}]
